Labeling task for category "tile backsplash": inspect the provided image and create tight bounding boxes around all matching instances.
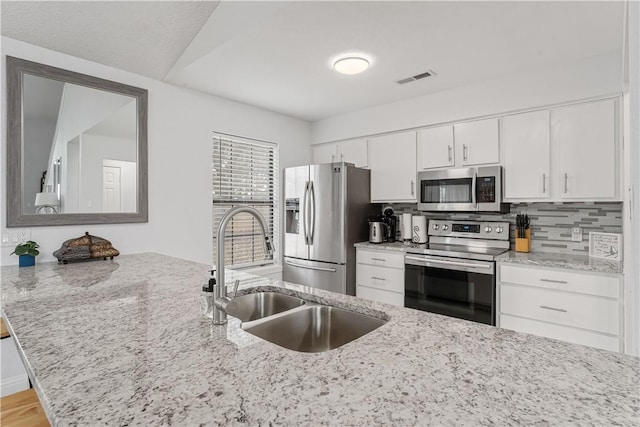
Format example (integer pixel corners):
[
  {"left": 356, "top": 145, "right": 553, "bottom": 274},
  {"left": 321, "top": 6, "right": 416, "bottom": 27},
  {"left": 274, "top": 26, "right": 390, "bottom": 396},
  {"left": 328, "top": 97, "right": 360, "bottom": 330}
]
[{"left": 388, "top": 202, "right": 623, "bottom": 254}]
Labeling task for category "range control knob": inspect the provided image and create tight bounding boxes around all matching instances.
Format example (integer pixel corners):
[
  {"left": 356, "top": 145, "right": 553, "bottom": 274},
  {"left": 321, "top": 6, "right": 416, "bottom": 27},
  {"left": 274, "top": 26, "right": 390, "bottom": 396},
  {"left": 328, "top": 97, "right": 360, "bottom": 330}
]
[
  {"left": 442, "top": 224, "right": 449, "bottom": 231},
  {"left": 432, "top": 223, "right": 439, "bottom": 230},
  {"left": 484, "top": 226, "right": 492, "bottom": 233},
  {"left": 495, "top": 226, "right": 504, "bottom": 233}
]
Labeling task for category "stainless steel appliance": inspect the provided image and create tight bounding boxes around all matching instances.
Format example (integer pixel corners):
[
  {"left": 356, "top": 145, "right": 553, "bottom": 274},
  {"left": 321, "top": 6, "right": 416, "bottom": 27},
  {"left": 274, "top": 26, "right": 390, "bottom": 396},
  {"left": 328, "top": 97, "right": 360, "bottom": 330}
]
[
  {"left": 417, "top": 166, "right": 509, "bottom": 213},
  {"left": 369, "top": 222, "right": 386, "bottom": 243},
  {"left": 404, "top": 220, "right": 510, "bottom": 325},
  {"left": 284, "top": 162, "right": 374, "bottom": 295}
]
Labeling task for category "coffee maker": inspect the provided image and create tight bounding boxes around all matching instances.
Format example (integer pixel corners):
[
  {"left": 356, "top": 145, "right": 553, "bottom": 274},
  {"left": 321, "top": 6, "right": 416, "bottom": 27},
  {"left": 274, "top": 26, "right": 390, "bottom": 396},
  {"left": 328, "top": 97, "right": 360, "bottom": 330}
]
[{"left": 382, "top": 207, "right": 398, "bottom": 242}]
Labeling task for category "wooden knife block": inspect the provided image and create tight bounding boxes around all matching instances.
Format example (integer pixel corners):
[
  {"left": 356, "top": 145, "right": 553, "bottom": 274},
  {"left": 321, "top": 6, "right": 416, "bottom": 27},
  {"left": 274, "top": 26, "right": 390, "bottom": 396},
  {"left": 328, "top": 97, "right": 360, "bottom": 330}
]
[{"left": 515, "top": 229, "right": 531, "bottom": 253}]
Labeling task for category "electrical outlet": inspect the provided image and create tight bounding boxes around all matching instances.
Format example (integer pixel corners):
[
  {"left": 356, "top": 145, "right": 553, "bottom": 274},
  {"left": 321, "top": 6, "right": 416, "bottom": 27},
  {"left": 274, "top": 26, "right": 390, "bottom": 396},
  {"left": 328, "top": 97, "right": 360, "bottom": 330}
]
[
  {"left": 572, "top": 227, "right": 583, "bottom": 242},
  {"left": 19, "top": 229, "right": 31, "bottom": 243}
]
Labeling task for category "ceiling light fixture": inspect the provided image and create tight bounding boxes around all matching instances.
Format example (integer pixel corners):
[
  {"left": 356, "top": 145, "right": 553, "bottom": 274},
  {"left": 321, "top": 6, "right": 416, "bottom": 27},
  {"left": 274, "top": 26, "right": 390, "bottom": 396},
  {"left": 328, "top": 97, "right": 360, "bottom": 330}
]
[{"left": 333, "top": 57, "right": 370, "bottom": 75}]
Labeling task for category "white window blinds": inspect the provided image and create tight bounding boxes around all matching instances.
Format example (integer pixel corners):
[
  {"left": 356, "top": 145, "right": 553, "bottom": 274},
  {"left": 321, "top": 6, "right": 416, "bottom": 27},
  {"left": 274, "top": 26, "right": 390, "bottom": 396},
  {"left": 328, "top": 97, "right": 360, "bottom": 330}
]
[{"left": 212, "top": 136, "right": 278, "bottom": 268}]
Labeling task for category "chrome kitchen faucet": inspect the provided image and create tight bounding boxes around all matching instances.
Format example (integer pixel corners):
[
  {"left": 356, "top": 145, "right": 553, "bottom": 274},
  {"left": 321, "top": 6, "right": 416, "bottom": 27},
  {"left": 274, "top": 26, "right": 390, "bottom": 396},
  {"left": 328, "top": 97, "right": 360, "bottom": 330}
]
[{"left": 212, "top": 206, "right": 274, "bottom": 325}]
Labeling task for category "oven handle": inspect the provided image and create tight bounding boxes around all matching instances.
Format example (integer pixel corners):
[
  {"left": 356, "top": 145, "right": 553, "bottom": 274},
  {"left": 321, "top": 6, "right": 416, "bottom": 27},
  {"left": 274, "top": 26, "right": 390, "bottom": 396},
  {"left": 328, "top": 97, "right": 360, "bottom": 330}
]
[{"left": 405, "top": 255, "right": 494, "bottom": 273}]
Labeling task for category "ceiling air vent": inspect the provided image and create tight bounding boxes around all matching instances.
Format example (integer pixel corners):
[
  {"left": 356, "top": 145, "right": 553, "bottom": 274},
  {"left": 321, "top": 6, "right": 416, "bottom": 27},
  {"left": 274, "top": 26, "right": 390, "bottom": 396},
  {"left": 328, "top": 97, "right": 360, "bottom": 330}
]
[{"left": 396, "top": 69, "right": 436, "bottom": 85}]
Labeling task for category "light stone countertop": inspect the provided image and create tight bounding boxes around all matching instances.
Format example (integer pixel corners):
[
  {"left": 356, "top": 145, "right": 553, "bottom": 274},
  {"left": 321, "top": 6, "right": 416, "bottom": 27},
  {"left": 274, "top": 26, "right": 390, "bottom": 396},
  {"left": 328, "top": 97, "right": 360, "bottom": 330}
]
[
  {"left": 496, "top": 251, "right": 624, "bottom": 275},
  {"left": 1, "top": 253, "right": 638, "bottom": 426},
  {"left": 355, "top": 241, "right": 623, "bottom": 275}
]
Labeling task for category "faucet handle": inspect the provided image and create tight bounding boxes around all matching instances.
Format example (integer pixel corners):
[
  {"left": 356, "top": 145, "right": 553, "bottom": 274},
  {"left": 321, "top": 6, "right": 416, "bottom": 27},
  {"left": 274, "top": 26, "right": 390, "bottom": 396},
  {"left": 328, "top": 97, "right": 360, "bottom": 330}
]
[{"left": 231, "top": 279, "right": 240, "bottom": 299}]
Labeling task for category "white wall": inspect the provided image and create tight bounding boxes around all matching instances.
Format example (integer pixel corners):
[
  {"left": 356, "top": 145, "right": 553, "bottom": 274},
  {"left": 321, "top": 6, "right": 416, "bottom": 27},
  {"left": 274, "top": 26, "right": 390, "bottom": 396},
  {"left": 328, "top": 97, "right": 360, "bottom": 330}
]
[
  {"left": 22, "top": 119, "right": 56, "bottom": 214},
  {"left": 624, "top": 0, "right": 639, "bottom": 356},
  {"left": 1, "top": 36, "right": 312, "bottom": 266},
  {"left": 78, "top": 133, "right": 136, "bottom": 213},
  {"left": 311, "top": 52, "right": 623, "bottom": 143}
]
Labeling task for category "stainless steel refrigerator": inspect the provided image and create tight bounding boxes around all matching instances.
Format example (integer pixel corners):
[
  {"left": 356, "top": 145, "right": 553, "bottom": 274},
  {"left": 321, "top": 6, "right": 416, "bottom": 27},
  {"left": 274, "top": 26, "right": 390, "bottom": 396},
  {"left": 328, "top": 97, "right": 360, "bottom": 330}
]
[{"left": 283, "top": 162, "right": 374, "bottom": 295}]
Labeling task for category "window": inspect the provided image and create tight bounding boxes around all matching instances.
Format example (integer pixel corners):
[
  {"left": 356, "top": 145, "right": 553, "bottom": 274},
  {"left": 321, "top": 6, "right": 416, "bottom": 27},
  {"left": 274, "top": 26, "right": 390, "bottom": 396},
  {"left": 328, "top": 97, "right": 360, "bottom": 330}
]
[{"left": 212, "top": 136, "right": 278, "bottom": 268}]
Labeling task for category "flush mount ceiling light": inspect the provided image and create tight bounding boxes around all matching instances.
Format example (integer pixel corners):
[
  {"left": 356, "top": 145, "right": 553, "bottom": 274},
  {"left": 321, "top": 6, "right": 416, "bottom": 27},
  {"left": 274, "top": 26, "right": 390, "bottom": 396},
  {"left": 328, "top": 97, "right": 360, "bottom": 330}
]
[{"left": 333, "top": 57, "right": 370, "bottom": 75}]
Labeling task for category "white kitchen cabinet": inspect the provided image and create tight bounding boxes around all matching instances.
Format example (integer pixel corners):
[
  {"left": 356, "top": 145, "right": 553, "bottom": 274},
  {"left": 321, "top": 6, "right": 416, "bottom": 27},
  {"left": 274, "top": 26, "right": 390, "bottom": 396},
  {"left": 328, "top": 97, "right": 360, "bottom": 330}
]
[
  {"left": 502, "top": 110, "right": 551, "bottom": 199},
  {"left": 312, "top": 143, "right": 337, "bottom": 164},
  {"left": 368, "top": 131, "right": 417, "bottom": 202},
  {"left": 1, "top": 336, "right": 30, "bottom": 397},
  {"left": 338, "top": 138, "right": 368, "bottom": 168},
  {"left": 417, "top": 125, "right": 454, "bottom": 170},
  {"left": 497, "top": 263, "right": 623, "bottom": 352},
  {"left": 312, "top": 139, "right": 368, "bottom": 168},
  {"left": 356, "top": 248, "right": 404, "bottom": 306},
  {"left": 454, "top": 118, "right": 500, "bottom": 166},
  {"left": 552, "top": 99, "right": 618, "bottom": 199}
]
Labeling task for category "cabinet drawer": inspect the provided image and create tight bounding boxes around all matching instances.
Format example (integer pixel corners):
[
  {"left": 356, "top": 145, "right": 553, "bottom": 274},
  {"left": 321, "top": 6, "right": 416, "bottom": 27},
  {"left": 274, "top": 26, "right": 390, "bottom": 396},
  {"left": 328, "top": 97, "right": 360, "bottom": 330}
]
[
  {"left": 500, "top": 264, "right": 619, "bottom": 298},
  {"left": 500, "top": 314, "right": 620, "bottom": 352},
  {"left": 500, "top": 283, "right": 619, "bottom": 335},
  {"left": 357, "top": 249, "right": 404, "bottom": 269},
  {"left": 356, "top": 285, "right": 404, "bottom": 307},
  {"left": 357, "top": 263, "right": 404, "bottom": 293}
]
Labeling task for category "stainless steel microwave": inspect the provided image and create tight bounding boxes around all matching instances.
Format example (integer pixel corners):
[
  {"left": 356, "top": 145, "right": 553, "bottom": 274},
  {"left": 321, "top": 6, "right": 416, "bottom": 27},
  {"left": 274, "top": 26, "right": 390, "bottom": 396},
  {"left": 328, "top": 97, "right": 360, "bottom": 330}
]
[{"left": 417, "top": 166, "right": 509, "bottom": 213}]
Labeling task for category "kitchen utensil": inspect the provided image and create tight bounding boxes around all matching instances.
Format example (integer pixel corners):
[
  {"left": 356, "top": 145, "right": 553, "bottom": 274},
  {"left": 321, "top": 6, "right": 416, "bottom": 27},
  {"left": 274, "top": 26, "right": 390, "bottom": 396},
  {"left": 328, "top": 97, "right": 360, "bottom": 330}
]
[
  {"left": 369, "top": 222, "right": 387, "bottom": 243},
  {"left": 402, "top": 213, "right": 412, "bottom": 240},
  {"left": 412, "top": 216, "right": 428, "bottom": 244}
]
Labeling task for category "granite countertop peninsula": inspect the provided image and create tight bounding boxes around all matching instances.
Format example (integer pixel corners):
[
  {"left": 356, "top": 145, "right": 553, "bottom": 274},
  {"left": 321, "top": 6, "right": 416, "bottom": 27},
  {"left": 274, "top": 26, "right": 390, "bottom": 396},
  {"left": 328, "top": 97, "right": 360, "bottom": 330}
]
[
  {"left": 1, "top": 253, "right": 638, "bottom": 426},
  {"left": 355, "top": 241, "right": 623, "bottom": 275}
]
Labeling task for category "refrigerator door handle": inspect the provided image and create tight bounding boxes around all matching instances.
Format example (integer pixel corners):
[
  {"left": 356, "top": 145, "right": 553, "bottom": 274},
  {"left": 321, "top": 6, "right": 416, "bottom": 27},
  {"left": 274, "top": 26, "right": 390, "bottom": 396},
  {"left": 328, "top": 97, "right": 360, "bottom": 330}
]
[
  {"left": 309, "top": 180, "right": 316, "bottom": 245},
  {"left": 303, "top": 181, "right": 309, "bottom": 244},
  {"left": 285, "top": 260, "right": 337, "bottom": 272}
]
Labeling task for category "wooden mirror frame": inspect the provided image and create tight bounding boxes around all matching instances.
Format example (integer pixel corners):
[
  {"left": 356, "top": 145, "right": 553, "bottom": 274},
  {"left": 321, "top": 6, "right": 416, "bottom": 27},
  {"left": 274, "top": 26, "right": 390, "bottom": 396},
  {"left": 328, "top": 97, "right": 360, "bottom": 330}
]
[{"left": 6, "top": 56, "right": 148, "bottom": 227}]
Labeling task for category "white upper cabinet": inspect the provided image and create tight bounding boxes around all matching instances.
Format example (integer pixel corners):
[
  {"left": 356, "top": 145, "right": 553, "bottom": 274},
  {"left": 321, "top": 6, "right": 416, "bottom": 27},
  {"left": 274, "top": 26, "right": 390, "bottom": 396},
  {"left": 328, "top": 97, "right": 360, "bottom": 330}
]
[
  {"left": 417, "top": 126, "right": 454, "bottom": 170},
  {"left": 368, "top": 131, "right": 417, "bottom": 202},
  {"left": 552, "top": 99, "right": 618, "bottom": 199},
  {"left": 454, "top": 118, "right": 500, "bottom": 166},
  {"left": 312, "top": 143, "right": 337, "bottom": 164},
  {"left": 338, "top": 138, "right": 368, "bottom": 168},
  {"left": 312, "top": 139, "right": 368, "bottom": 168},
  {"left": 502, "top": 110, "right": 551, "bottom": 199}
]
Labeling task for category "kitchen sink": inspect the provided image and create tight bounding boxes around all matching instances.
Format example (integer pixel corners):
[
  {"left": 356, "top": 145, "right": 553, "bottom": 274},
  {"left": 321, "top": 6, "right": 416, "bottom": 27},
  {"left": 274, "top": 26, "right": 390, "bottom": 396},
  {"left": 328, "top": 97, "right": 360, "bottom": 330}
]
[
  {"left": 224, "top": 292, "right": 305, "bottom": 322},
  {"left": 242, "top": 305, "right": 387, "bottom": 353}
]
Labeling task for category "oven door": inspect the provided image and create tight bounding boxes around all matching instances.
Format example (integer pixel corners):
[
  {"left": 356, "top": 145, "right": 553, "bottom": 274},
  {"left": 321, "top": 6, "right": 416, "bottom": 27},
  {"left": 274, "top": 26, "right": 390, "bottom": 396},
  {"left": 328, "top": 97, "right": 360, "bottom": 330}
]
[{"left": 404, "top": 255, "right": 495, "bottom": 325}]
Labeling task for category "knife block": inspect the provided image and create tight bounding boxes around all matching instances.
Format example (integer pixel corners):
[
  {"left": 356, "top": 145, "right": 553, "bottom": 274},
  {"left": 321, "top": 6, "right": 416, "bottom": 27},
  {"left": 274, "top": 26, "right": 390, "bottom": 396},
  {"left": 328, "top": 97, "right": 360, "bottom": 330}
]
[{"left": 515, "top": 229, "right": 531, "bottom": 253}]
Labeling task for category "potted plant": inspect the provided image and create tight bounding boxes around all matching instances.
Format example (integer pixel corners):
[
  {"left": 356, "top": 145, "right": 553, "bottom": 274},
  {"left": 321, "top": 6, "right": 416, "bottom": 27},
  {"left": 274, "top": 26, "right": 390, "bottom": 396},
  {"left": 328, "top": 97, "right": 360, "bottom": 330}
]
[{"left": 11, "top": 240, "right": 40, "bottom": 267}]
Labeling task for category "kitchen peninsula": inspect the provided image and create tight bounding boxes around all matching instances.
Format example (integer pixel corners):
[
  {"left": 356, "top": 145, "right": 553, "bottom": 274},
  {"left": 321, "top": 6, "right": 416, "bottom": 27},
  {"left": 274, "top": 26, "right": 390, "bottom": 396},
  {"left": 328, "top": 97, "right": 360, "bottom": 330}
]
[{"left": 1, "top": 254, "right": 638, "bottom": 425}]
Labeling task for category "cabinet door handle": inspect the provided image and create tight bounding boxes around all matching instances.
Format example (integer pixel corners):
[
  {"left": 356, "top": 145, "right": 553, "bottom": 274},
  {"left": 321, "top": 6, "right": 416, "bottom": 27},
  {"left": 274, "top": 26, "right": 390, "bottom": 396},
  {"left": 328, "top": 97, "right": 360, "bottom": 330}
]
[
  {"left": 540, "top": 278, "right": 568, "bottom": 284},
  {"left": 371, "top": 276, "right": 386, "bottom": 281},
  {"left": 463, "top": 144, "right": 468, "bottom": 162},
  {"left": 542, "top": 173, "right": 546, "bottom": 194},
  {"left": 411, "top": 180, "right": 415, "bottom": 196},
  {"left": 540, "top": 305, "right": 567, "bottom": 313},
  {"left": 371, "top": 258, "right": 386, "bottom": 262},
  {"left": 564, "top": 173, "right": 568, "bottom": 194},
  {"left": 448, "top": 145, "right": 452, "bottom": 163}
]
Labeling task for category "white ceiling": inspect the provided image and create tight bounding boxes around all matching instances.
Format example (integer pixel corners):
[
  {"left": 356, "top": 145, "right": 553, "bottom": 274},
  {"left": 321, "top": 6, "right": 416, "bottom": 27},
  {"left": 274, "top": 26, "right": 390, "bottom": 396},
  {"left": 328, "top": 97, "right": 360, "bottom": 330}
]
[
  {"left": 1, "top": 1, "right": 219, "bottom": 80},
  {"left": 2, "top": 1, "right": 625, "bottom": 122}
]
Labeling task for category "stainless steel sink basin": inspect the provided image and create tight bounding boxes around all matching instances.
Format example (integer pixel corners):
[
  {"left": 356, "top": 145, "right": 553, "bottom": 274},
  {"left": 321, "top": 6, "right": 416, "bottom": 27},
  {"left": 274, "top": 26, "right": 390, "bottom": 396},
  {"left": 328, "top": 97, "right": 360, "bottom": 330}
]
[
  {"left": 224, "top": 292, "right": 305, "bottom": 322},
  {"left": 243, "top": 305, "right": 386, "bottom": 353}
]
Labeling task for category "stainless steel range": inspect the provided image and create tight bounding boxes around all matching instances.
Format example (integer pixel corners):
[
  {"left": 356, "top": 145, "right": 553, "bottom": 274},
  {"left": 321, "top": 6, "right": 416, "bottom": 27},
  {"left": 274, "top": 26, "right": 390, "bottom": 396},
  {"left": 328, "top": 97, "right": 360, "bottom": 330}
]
[{"left": 404, "top": 220, "right": 510, "bottom": 325}]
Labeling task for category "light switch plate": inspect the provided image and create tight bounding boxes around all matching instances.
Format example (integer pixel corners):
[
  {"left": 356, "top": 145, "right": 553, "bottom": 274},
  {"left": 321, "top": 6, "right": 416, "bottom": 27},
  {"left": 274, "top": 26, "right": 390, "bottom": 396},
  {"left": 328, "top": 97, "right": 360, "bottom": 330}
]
[{"left": 572, "top": 227, "right": 583, "bottom": 242}]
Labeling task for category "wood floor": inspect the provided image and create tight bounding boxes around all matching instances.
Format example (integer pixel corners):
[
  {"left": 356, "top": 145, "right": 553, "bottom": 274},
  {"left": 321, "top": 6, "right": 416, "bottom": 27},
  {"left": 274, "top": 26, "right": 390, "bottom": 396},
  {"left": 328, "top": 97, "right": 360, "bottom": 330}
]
[
  {"left": 1, "top": 318, "right": 9, "bottom": 339},
  {"left": 0, "top": 389, "right": 49, "bottom": 427},
  {"left": 1, "top": 318, "right": 50, "bottom": 426}
]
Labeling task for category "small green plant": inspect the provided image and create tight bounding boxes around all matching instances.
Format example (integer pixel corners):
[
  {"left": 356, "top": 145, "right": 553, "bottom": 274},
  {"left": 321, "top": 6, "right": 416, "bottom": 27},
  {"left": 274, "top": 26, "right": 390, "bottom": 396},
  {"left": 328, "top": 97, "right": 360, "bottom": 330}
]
[{"left": 11, "top": 240, "right": 40, "bottom": 257}]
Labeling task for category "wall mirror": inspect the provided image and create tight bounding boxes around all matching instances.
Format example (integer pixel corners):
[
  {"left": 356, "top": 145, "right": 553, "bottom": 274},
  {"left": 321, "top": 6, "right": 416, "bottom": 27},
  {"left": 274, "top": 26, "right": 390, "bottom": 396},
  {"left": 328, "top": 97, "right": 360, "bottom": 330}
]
[{"left": 6, "top": 56, "right": 148, "bottom": 226}]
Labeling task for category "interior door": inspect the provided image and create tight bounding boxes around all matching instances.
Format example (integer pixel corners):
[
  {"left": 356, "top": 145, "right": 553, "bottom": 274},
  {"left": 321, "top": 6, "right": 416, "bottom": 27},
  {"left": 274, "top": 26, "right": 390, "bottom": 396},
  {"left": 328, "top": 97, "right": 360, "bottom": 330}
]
[
  {"left": 284, "top": 166, "right": 309, "bottom": 260},
  {"left": 308, "top": 163, "right": 345, "bottom": 264},
  {"left": 102, "top": 166, "right": 121, "bottom": 212}
]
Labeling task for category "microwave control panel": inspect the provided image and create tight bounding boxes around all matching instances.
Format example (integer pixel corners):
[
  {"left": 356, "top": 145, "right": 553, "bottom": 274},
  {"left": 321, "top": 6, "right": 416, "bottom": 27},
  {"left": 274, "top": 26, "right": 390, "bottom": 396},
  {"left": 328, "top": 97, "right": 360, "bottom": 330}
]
[{"left": 476, "top": 177, "right": 496, "bottom": 203}]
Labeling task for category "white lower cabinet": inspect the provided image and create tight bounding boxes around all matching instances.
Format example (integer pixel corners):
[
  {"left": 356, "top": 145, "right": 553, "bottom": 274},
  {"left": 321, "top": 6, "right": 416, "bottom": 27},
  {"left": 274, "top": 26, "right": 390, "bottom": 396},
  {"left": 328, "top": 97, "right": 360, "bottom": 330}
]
[
  {"left": 1, "top": 336, "right": 30, "bottom": 397},
  {"left": 356, "top": 248, "right": 404, "bottom": 306},
  {"left": 498, "top": 264, "right": 623, "bottom": 352}
]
